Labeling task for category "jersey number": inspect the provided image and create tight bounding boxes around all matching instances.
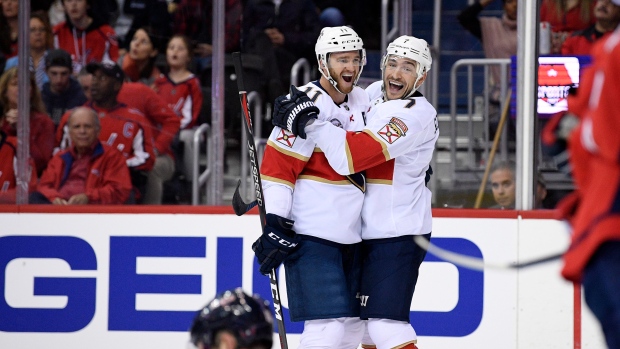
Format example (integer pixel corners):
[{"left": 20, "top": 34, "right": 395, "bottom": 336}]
[
  {"left": 404, "top": 99, "right": 416, "bottom": 108},
  {"left": 303, "top": 87, "right": 322, "bottom": 102}
]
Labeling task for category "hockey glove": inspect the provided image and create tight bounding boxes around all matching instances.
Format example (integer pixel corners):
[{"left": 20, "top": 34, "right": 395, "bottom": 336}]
[
  {"left": 272, "top": 85, "right": 319, "bottom": 139},
  {"left": 252, "top": 213, "right": 301, "bottom": 275}
]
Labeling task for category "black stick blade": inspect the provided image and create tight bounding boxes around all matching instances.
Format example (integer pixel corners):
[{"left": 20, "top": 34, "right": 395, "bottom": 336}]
[{"left": 232, "top": 179, "right": 258, "bottom": 216}]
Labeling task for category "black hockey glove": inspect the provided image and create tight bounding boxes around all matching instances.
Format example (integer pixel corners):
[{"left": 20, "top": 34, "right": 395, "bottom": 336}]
[
  {"left": 252, "top": 213, "right": 301, "bottom": 275},
  {"left": 272, "top": 85, "right": 319, "bottom": 139}
]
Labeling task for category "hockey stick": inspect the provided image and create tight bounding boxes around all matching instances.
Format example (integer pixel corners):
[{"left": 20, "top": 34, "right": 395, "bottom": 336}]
[
  {"left": 413, "top": 235, "right": 564, "bottom": 271},
  {"left": 232, "top": 52, "right": 289, "bottom": 349},
  {"left": 231, "top": 180, "right": 259, "bottom": 216}
]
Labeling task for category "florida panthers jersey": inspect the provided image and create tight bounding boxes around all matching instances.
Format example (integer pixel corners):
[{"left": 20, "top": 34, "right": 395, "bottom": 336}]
[
  {"left": 260, "top": 81, "right": 370, "bottom": 244},
  {"left": 305, "top": 81, "right": 438, "bottom": 240}
]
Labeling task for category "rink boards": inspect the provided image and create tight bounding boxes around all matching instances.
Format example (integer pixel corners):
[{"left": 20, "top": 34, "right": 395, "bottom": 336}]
[{"left": 0, "top": 207, "right": 606, "bottom": 349}]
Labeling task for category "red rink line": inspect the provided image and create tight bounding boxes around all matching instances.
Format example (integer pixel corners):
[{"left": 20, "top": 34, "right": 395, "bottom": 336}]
[{"left": 0, "top": 205, "right": 558, "bottom": 218}]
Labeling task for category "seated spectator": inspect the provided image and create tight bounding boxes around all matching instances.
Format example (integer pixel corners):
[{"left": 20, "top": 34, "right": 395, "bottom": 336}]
[
  {"left": 561, "top": 0, "right": 620, "bottom": 55},
  {"left": 0, "top": 0, "right": 18, "bottom": 59},
  {"left": 0, "top": 67, "right": 55, "bottom": 176},
  {"left": 41, "top": 49, "right": 88, "bottom": 127},
  {"left": 122, "top": 0, "right": 173, "bottom": 52},
  {"left": 535, "top": 172, "right": 549, "bottom": 209},
  {"left": 541, "top": 0, "right": 597, "bottom": 53},
  {"left": 489, "top": 160, "right": 516, "bottom": 209},
  {"left": 119, "top": 26, "right": 163, "bottom": 86},
  {"left": 73, "top": 67, "right": 181, "bottom": 204},
  {"left": 56, "top": 61, "right": 156, "bottom": 200},
  {"left": 0, "top": 130, "right": 38, "bottom": 204},
  {"left": 242, "top": 0, "right": 322, "bottom": 100},
  {"left": 4, "top": 11, "right": 53, "bottom": 90},
  {"left": 31, "top": 107, "right": 132, "bottom": 205},
  {"left": 154, "top": 35, "right": 203, "bottom": 130},
  {"left": 53, "top": 0, "right": 119, "bottom": 75}
]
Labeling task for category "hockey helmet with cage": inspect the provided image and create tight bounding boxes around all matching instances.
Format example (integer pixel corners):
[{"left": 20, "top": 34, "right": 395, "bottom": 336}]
[
  {"left": 315, "top": 26, "right": 366, "bottom": 93},
  {"left": 190, "top": 288, "right": 273, "bottom": 349},
  {"left": 381, "top": 35, "right": 432, "bottom": 98}
]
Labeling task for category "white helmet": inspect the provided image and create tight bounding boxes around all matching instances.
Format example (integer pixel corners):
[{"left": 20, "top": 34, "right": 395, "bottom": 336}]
[
  {"left": 381, "top": 35, "right": 432, "bottom": 98},
  {"left": 315, "top": 26, "right": 366, "bottom": 93}
]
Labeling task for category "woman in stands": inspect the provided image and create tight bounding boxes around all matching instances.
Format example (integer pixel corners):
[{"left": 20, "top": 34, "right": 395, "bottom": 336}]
[
  {"left": 153, "top": 35, "right": 203, "bottom": 130},
  {"left": 0, "top": 67, "right": 55, "bottom": 176},
  {"left": 120, "top": 27, "right": 162, "bottom": 87}
]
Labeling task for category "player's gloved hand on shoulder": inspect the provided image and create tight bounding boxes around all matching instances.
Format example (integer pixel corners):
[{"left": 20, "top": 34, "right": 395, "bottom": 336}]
[
  {"left": 252, "top": 213, "right": 301, "bottom": 275},
  {"left": 272, "top": 85, "right": 319, "bottom": 139}
]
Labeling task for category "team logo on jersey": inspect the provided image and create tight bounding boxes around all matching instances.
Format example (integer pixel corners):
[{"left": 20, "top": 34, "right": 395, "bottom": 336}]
[
  {"left": 329, "top": 118, "right": 343, "bottom": 129},
  {"left": 276, "top": 128, "right": 297, "bottom": 148},
  {"left": 378, "top": 117, "right": 408, "bottom": 144},
  {"left": 123, "top": 123, "right": 134, "bottom": 138}
]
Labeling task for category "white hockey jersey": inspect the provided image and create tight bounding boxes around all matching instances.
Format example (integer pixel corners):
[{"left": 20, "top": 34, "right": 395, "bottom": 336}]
[
  {"left": 260, "top": 81, "right": 370, "bottom": 244},
  {"left": 305, "top": 81, "right": 438, "bottom": 239}
]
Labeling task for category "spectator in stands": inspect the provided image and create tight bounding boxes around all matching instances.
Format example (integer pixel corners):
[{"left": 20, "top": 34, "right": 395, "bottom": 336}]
[
  {"left": 172, "top": 0, "right": 242, "bottom": 71},
  {"left": 41, "top": 49, "right": 87, "bottom": 126},
  {"left": 242, "top": 0, "right": 322, "bottom": 100},
  {"left": 488, "top": 161, "right": 547, "bottom": 209},
  {"left": 74, "top": 63, "right": 182, "bottom": 204},
  {"left": 559, "top": 17, "right": 620, "bottom": 348},
  {"left": 32, "top": 107, "right": 132, "bottom": 205},
  {"left": 56, "top": 61, "right": 156, "bottom": 201},
  {"left": 489, "top": 160, "right": 516, "bottom": 209},
  {"left": 0, "top": 67, "right": 55, "bottom": 176},
  {"left": 77, "top": 66, "right": 92, "bottom": 99},
  {"left": 541, "top": 0, "right": 597, "bottom": 53},
  {"left": 4, "top": 12, "right": 53, "bottom": 90},
  {"left": 189, "top": 288, "right": 273, "bottom": 349},
  {"left": 561, "top": 0, "right": 620, "bottom": 55},
  {"left": 0, "top": 0, "right": 18, "bottom": 60},
  {"left": 458, "top": 0, "right": 517, "bottom": 139},
  {"left": 154, "top": 35, "right": 203, "bottom": 130},
  {"left": 53, "top": 0, "right": 119, "bottom": 75},
  {"left": 0, "top": 130, "right": 38, "bottom": 204},
  {"left": 119, "top": 26, "right": 163, "bottom": 87}
]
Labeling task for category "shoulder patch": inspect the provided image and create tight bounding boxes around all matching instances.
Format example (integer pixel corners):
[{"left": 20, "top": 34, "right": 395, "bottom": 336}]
[
  {"left": 276, "top": 128, "right": 297, "bottom": 148},
  {"left": 377, "top": 117, "right": 408, "bottom": 144}
]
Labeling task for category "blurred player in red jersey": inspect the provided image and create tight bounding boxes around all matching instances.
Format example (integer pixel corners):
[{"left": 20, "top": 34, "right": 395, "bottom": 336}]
[{"left": 559, "top": 10, "right": 620, "bottom": 347}]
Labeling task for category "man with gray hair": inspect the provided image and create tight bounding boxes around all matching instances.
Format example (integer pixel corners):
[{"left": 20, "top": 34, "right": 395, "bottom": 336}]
[{"left": 31, "top": 107, "right": 132, "bottom": 204}]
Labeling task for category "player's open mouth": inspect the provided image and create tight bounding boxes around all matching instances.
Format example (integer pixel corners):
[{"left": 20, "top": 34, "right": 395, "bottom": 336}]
[
  {"left": 389, "top": 80, "right": 404, "bottom": 92},
  {"left": 342, "top": 74, "right": 353, "bottom": 83}
]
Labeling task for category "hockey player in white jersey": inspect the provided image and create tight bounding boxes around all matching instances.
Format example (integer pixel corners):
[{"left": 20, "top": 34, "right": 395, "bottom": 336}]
[
  {"left": 251, "top": 26, "right": 370, "bottom": 349},
  {"left": 272, "top": 35, "right": 439, "bottom": 349}
]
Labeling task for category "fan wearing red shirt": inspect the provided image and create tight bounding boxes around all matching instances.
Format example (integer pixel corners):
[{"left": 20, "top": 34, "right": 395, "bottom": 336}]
[
  {"left": 57, "top": 62, "right": 155, "bottom": 200},
  {"left": 53, "top": 0, "right": 119, "bottom": 74},
  {"left": 561, "top": 0, "right": 620, "bottom": 55},
  {"left": 34, "top": 107, "right": 131, "bottom": 205}
]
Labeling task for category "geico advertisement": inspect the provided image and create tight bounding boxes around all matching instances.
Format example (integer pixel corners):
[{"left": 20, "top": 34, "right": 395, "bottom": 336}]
[{"left": 0, "top": 213, "right": 587, "bottom": 348}]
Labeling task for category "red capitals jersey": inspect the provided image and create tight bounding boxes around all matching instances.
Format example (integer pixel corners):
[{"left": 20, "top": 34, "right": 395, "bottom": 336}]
[
  {"left": 561, "top": 29, "right": 620, "bottom": 282},
  {"left": 0, "top": 133, "right": 37, "bottom": 204},
  {"left": 53, "top": 20, "right": 119, "bottom": 74},
  {"left": 57, "top": 103, "right": 155, "bottom": 171},
  {"left": 152, "top": 74, "right": 203, "bottom": 130}
]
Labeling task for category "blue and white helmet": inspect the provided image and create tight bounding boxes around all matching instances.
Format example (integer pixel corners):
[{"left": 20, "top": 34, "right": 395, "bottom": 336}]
[
  {"left": 381, "top": 35, "right": 432, "bottom": 98},
  {"left": 315, "top": 26, "right": 366, "bottom": 93}
]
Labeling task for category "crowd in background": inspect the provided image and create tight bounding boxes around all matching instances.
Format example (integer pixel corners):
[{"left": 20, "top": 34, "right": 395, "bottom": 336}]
[{"left": 0, "top": 0, "right": 617, "bottom": 206}]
